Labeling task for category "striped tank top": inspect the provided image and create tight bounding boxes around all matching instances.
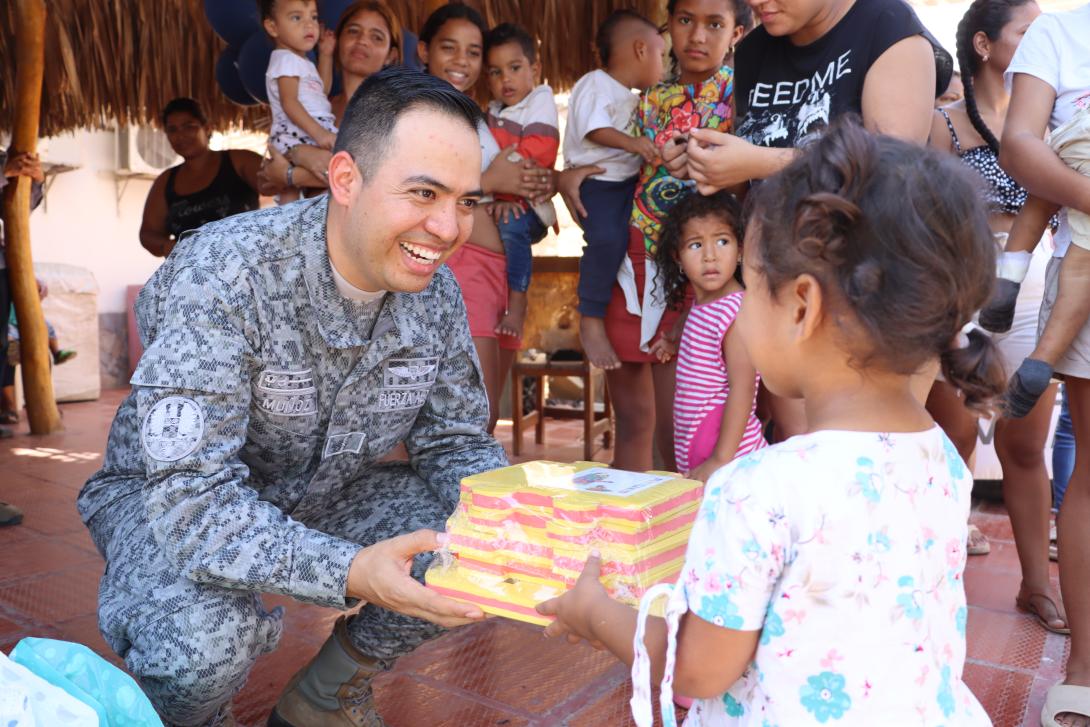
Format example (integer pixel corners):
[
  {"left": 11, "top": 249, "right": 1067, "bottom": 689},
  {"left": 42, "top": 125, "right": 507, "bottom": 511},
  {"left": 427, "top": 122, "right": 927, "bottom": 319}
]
[{"left": 674, "top": 292, "right": 766, "bottom": 472}]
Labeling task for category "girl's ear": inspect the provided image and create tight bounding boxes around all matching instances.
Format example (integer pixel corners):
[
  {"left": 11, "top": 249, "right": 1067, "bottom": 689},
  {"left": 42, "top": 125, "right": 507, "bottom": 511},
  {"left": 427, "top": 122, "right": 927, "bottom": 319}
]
[
  {"left": 417, "top": 40, "right": 430, "bottom": 66},
  {"left": 263, "top": 17, "right": 279, "bottom": 40},
  {"left": 791, "top": 273, "right": 825, "bottom": 342},
  {"left": 731, "top": 23, "right": 745, "bottom": 50},
  {"left": 972, "top": 30, "right": 990, "bottom": 63}
]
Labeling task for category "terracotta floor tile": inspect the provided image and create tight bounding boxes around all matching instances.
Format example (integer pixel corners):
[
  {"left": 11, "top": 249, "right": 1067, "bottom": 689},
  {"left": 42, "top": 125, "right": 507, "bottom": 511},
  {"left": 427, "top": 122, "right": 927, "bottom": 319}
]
[
  {"left": 0, "top": 564, "right": 103, "bottom": 623},
  {"left": 964, "top": 567, "right": 1024, "bottom": 615},
  {"left": 566, "top": 678, "right": 681, "bottom": 727},
  {"left": 374, "top": 673, "right": 533, "bottom": 727},
  {"left": 963, "top": 662, "right": 1034, "bottom": 727},
  {"left": 392, "top": 619, "right": 619, "bottom": 715},
  {"left": 54, "top": 612, "right": 124, "bottom": 668},
  {"left": 966, "top": 607, "right": 1046, "bottom": 671},
  {"left": 0, "top": 537, "right": 100, "bottom": 584},
  {"left": 971, "top": 513, "right": 1015, "bottom": 544}
]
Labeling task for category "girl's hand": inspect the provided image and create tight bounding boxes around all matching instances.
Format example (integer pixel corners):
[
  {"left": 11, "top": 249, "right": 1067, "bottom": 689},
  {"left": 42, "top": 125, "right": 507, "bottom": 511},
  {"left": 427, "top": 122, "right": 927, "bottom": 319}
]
[
  {"left": 688, "top": 456, "right": 727, "bottom": 484},
  {"left": 686, "top": 129, "right": 758, "bottom": 193},
  {"left": 536, "top": 552, "right": 612, "bottom": 645},
  {"left": 661, "top": 129, "right": 690, "bottom": 179},
  {"left": 317, "top": 129, "right": 337, "bottom": 150},
  {"left": 259, "top": 147, "right": 290, "bottom": 194},
  {"left": 649, "top": 335, "right": 677, "bottom": 364},
  {"left": 318, "top": 28, "right": 336, "bottom": 57},
  {"left": 558, "top": 165, "right": 605, "bottom": 222}
]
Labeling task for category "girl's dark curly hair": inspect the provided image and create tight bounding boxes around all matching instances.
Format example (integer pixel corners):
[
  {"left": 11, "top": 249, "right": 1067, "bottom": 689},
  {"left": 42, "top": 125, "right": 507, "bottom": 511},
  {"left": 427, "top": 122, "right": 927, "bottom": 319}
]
[
  {"left": 746, "top": 117, "right": 1004, "bottom": 414},
  {"left": 654, "top": 189, "right": 745, "bottom": 310}
]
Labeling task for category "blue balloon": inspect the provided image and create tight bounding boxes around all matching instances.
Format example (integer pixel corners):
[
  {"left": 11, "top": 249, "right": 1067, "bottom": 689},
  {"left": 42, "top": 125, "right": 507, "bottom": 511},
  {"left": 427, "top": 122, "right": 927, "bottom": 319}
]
[
  {"left": 238, "top": 31, "right": 275, "bottom": 104},
  {"left": 203, "top": 0, "right": 261, "bottom": 47},
  {"left": 216, "top": 47, "right": 257, "bottom": 106}
]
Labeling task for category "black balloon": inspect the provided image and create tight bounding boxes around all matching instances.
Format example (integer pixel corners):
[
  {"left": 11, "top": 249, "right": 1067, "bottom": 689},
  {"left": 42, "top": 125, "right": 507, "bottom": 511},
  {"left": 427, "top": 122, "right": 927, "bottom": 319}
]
[
  {"left": 203, "top": 0, "right": 261, "bottom": 47},
  {"left": 238, "top": 31, "right": 275, "bottom": 104}
]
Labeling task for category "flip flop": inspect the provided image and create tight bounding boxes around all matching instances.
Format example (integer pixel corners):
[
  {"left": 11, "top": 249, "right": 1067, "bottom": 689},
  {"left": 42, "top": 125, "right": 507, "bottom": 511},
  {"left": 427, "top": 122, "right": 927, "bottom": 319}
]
[
  {"left": 967, "top": 524, "right": 991, "bottom": 555},
  {"left": 1042, "top": 684, "right": 1090, "bottom": 727},
  {"left": 1016, "top": 592, "right": 1071, "bottom": 635}
]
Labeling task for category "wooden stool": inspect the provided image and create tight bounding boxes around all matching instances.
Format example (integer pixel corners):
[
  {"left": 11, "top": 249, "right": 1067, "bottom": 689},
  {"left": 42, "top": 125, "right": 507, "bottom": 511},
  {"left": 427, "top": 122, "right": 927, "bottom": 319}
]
[{"left": 509, "top": 257, "right": 614, "bottom": 460}]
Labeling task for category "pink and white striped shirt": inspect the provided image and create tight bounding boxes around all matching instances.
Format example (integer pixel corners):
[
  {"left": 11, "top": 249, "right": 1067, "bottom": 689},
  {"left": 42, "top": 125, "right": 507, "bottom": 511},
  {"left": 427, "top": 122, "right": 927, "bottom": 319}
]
[{"left": 674, "top": 292, "right": 765, "bottom": 473}]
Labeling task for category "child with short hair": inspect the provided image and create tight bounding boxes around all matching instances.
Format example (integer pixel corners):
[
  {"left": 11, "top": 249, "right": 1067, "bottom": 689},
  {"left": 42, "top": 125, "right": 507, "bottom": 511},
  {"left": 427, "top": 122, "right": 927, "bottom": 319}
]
[
  {"left": 483, "top": 23, "right": 560, "bottom": 339},
  {"left": 565, "top": 9, "right": 665, "bottom": 370},
  {"left": 655, "top": 190, "right": 764, "bottom": 484},
  {"left": 538, "top": 121, "right": 996, "bottom": 726},
  {"left": 261, "top": 0, "right": 337, "bottom": 185}
]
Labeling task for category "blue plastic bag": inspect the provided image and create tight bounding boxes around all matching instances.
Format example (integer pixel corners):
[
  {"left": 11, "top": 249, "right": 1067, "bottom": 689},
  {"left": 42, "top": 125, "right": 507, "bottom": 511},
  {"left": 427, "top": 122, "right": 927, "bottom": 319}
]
[{"left": 9, "top": 638, "right": 162, "bottom": 726}]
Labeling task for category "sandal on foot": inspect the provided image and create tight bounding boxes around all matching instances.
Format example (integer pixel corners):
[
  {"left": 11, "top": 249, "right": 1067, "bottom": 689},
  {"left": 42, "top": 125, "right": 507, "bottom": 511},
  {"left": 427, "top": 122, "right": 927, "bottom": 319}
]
[
  {"left": 1043, "top": 684, "right": 1090, "bottom": 727},
  {"left": 1016, "top": 592, "right": 1070, "bottom": 635},
  {"left": 0, "top": 410, "right": 16, "bottom": 424},
  {"left": 967, "top": 524, "right": 990, "bottom": 555}
]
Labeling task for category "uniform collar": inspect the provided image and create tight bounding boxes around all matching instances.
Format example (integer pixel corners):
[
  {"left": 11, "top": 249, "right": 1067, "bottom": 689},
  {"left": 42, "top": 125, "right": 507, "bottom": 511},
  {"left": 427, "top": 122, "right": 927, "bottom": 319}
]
[{"left": 300, "top": 195, "right": 428, "bottom": 351}]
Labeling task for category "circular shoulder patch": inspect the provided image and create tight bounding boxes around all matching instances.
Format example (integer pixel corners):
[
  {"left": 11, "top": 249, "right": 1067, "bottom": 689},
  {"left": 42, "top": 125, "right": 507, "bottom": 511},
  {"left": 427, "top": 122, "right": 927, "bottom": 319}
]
[{"left": 141, "top": 396, "right": 205, "bottom": 462}]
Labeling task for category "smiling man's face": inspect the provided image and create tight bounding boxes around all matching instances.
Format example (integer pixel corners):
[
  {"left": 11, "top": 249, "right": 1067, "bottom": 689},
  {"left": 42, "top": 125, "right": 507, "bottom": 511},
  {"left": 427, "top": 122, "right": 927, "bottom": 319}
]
[{"left": 333, "top": 107, "right": 482, "bottom": 293}]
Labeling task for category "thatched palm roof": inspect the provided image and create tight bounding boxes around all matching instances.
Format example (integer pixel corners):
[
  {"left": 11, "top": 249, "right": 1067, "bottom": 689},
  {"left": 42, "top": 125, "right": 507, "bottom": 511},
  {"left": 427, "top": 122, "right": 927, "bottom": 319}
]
[{"left": 0, "top": 0, "right": 664, "bottom": 136}]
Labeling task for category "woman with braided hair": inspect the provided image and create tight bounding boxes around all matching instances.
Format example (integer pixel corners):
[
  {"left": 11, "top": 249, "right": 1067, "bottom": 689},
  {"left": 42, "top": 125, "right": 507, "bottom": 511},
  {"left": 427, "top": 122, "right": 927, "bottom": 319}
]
[{"left": 926, "top": 0, "right": 1068, "bottom": 634}]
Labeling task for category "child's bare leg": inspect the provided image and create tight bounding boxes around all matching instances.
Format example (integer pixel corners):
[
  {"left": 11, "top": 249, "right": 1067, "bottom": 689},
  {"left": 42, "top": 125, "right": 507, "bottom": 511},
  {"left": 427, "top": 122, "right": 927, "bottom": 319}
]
[
  {"left": 981, "top": 195, "right": 1059, "bottom": 332},
  {"left": 1008, "top": 245, "right": 1090, "bottom": 417},
  {"left": 473, "top": 336, "right": 502, "bottom": 434},
  {"left": 606, "top": 363, "right": 655, "bottom": 471},
  {"left": 580, "top": 316, "right": 620, "bottom": 370},
  {"left": 495, "top": 290, "right": 528, "bottom": 339}
]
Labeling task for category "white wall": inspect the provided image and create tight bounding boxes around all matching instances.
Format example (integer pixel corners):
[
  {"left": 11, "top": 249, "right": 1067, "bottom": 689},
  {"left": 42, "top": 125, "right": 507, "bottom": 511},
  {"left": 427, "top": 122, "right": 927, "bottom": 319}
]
[{"left": 30, "top": 130, "right": 162, "bottom": 314}]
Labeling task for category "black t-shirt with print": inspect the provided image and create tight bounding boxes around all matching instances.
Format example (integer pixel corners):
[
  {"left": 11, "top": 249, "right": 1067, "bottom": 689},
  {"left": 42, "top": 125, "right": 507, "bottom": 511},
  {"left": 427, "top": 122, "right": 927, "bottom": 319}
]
[{"left": 734, "top": 0, "right": 930, "bottom": 148}]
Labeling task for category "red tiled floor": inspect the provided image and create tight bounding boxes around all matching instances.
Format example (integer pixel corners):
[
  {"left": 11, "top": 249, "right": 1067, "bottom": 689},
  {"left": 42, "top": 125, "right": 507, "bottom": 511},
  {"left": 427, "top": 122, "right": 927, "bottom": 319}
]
[{"left": 0, "top": 390, "right": 1070, "bottom": 726}]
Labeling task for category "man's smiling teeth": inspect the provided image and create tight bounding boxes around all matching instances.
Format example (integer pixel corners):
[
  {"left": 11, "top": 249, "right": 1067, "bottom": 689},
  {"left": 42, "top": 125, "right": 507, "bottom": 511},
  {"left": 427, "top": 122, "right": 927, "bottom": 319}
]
[{"left": 400, "top": 242, "right": 441, "bottom": 262}]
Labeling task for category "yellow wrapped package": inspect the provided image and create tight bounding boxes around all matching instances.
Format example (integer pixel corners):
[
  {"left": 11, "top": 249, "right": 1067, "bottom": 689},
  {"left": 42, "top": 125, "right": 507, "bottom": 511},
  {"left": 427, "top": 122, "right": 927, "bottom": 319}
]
[{"left": 425, "top": 460, "right": 702, "bottom": 625}]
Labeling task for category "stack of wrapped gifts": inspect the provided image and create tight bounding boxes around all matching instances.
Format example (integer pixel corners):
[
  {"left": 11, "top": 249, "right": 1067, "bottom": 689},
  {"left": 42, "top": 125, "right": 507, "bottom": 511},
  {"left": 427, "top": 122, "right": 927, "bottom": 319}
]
[{"left": 426, "top": 461, "right": 703, "bottom": 625}]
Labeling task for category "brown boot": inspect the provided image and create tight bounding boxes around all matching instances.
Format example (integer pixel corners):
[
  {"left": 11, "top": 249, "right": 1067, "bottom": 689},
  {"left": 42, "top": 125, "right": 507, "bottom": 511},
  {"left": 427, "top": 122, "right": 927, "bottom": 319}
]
[{"left": 267, "top": 615, "right": 392, "bottom": 727}]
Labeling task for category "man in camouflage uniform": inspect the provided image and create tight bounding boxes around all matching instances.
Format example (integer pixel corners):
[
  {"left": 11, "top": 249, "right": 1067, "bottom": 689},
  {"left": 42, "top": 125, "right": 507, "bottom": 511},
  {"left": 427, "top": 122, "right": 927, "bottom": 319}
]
[{"left": 78, "top": 68, "right": 505, "bottom": 727}]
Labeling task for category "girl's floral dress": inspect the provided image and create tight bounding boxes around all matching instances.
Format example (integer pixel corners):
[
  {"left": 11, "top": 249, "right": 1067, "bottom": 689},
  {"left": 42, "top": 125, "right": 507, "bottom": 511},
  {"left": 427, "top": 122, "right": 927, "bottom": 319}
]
[{"left": 633, "top": 428, "right": 991, "bottom": 726}]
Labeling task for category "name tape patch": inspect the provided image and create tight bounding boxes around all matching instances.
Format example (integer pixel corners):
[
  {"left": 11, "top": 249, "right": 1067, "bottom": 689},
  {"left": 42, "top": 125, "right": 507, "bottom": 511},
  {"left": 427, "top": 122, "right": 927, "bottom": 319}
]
[
  {"left": 142, "top": 396, "right": 204, "bottom": 462},
  {"left": 255, "top": 368, "right": 318, "bottom": 418}
]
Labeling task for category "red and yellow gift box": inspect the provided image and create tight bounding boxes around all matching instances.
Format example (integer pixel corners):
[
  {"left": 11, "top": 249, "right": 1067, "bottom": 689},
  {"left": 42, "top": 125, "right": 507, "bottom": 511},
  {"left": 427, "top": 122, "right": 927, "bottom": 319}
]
[{"left": 425, "top": 461, "right": 702, "bottom": 626}]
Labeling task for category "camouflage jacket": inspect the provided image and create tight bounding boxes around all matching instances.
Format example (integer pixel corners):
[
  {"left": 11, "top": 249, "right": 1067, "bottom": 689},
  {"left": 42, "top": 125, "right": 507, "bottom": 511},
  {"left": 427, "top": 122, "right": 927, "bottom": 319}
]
[{"left": 78, "top": 196, "right": 507, "bottom": 608}]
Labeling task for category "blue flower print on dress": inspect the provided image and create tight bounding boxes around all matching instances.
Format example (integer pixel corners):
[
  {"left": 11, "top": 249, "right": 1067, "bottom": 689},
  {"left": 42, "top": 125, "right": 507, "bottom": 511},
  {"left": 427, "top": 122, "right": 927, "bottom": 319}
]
[
  {"left": 955, "top": 606, "right": 968, "bottom": 636},
  {"left": 723, "top": 692, "right": 745, "bottom": 717},
  {"left": 855, "top": 458, "right": 881, "bottom": 502},
  {"left": 799, "top": 671, "right": 852, "bottom": 722},
  {"left": 936, "top": 664, "right": 955, "bottom": 717},
  {"left": 896, "top": 575, "right": 924, "bottom": 621},
  {"left": 760, "top": 604, "right": 785, "bottom": 645},
  {"left": 696, "top": 591, "right": 745, "bottom": 629},
  {"left": 867, "top": 530, "right": 891, "bottom": 553},
  {"left": 941, "top": 433, "right": 966, "bottom": 480}
]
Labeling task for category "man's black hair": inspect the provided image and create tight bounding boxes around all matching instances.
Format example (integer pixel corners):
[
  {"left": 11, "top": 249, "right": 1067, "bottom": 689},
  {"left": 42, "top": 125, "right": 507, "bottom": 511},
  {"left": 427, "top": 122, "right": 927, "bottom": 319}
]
[
  {"left": 335, "top": 65, "right": 483, "bottom": 179},
  {"left": 161, "top": 97, "right": 207, "bottom": 126},
  {"left": 595, "top": 9, "right": 658, "bottom": 67},
  {"left": 484, "top": 23, "right": 537, "bottom": 64}
]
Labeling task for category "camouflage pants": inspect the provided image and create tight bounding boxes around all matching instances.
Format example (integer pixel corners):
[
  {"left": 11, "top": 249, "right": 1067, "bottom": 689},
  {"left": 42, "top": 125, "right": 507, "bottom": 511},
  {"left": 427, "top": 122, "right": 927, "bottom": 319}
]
[{"left": 87, "top": 462, "right": 452, "bottom": 727}]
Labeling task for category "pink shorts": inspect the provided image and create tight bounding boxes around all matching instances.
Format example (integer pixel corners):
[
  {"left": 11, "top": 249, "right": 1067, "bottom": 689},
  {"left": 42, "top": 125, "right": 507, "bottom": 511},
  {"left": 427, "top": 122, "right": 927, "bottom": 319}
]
[{"left": 446, "top": 242, "right": 521, "bottom": 351}]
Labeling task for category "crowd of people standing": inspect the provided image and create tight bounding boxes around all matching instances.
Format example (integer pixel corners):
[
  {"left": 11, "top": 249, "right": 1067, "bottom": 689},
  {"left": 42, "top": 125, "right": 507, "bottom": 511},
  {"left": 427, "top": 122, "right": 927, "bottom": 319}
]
[{"left": 101, "top": 0, "right": 1090, "bottom": 724}]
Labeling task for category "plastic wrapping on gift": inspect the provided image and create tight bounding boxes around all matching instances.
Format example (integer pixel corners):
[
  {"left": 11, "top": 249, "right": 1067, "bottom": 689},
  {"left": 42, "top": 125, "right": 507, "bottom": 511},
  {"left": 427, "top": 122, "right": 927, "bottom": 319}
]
[{"left": 425, "top": 461, "right": 703, "bottom": 626}]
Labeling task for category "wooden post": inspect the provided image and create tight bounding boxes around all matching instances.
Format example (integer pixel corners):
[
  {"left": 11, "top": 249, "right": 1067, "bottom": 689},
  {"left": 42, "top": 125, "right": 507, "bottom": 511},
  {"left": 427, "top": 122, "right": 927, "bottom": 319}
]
[{"left": 3, "top": 0, "right": 61, "bottom": 434}]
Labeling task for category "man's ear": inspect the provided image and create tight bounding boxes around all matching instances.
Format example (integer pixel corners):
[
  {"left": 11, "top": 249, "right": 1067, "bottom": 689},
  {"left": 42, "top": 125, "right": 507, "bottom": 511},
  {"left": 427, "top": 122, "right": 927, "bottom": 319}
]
[
  {"left": 327, "top": 150, "right": 360, "bottom": 207},
  {"left": 791, "top": 273, "right": 825, "bottom": 342}
]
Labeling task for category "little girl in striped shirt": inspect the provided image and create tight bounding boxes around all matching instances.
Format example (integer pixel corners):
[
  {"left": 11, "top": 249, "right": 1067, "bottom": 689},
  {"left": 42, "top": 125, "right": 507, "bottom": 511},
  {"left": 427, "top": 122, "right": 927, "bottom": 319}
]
[{"left": 655, "top": 190, "right": 765, "bottom": 483}]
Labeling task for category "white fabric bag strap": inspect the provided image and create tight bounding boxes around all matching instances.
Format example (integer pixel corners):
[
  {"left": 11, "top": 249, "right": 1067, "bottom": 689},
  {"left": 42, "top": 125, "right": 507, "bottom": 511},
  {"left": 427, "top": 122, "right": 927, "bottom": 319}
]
[{"left": 631, "top": 582, "right": 690, "bottom": 727}]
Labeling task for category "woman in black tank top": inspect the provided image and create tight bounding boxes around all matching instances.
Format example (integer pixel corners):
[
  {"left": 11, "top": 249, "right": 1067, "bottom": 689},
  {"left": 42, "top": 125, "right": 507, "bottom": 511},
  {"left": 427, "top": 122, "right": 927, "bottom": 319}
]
[{"left": 139, "top": 98, "right": 262, "bottom": 257}]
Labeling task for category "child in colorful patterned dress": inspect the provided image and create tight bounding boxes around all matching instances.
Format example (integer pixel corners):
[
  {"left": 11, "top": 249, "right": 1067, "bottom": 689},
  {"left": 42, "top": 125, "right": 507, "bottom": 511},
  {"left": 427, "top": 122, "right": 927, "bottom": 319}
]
[
  {"left": 538, "top": 121, "right": 997, "bottom": 726},
  {"left": 655, "top": 190, "right": 764, "bottom": 484},
  {"left": 598, "top": 0, "right": 749, "bottom": 474}
]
